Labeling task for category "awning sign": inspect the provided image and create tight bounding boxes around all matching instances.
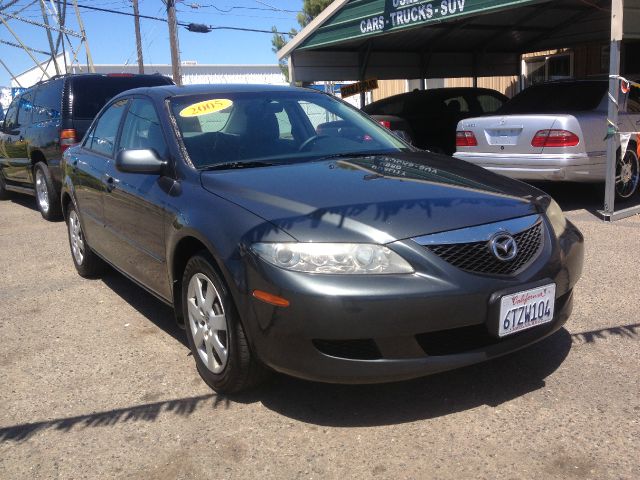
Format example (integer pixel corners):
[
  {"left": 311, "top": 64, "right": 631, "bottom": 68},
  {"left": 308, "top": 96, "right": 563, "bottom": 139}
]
[{"left": 340, "top": 79, "right": 378, "bottom": 98}]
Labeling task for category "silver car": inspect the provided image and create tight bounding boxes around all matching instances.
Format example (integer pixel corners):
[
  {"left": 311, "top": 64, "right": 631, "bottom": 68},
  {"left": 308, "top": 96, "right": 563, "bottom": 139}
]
[{"left": 454, "top": 80, "right": 640, "bottom": 199}]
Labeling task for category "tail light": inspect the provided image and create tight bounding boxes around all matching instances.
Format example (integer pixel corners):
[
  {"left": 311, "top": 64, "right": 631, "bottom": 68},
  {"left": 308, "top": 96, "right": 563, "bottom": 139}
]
[
  {"left": 378, "top": 120, "right": 391, "bottom": 129},
  {"left": 60, "top": 129, "right": 77, "bottom": 153},
  {"left": 531, "top": 130, "right": 579, "bottom": 147},
  {"left": 456, "top": 131, "right": 478, "bottom": 147}
]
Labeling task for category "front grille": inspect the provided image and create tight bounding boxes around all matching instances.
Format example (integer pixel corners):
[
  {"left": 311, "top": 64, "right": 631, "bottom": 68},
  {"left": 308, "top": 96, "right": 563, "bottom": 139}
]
[
  {"left": 427, "top": 222, "right": 543, "bottom": 275},
  {"left": 313, "top": 339, "right": 382, "bottom": 360}
]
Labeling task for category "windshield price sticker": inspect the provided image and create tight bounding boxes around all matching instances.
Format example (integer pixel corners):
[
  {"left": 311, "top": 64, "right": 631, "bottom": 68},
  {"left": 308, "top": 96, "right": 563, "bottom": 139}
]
[
  {"left": 179, "top": 99, "right": 233, "bottom": 117},
  {"left": 360, "top": 0, "right": 467, "bottom": 34}
]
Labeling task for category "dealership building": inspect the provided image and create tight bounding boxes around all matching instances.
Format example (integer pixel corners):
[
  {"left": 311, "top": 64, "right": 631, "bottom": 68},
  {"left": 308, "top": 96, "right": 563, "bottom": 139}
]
[{"left": 279, "top": 0, "right": 640, "bottom": 219}]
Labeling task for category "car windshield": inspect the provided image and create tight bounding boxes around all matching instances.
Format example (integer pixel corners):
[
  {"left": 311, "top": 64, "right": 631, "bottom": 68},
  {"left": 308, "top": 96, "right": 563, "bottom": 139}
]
[
  {"left": 169, "top": 90, "right": 411, "bottom": 169},
  {"left": 497, "top": 82, "right": 607, "bottom": 114}
]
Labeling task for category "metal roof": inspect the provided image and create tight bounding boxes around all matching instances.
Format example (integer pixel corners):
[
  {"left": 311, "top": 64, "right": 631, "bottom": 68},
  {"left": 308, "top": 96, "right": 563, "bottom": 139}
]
[{"left": 279, "top": 0, "right": 640, "bottom": 82}]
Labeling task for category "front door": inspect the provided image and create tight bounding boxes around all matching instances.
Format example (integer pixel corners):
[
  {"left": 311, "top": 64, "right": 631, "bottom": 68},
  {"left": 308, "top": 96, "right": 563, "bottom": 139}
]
[
  {"left": 0, "top": 93, "right": 32, "bottom": 185},
  {"left": 102, "top": 97, "right": 172, "bottom": 299},
  {"left": 72, "top": 99, "right": 129, "bottom": 252}
]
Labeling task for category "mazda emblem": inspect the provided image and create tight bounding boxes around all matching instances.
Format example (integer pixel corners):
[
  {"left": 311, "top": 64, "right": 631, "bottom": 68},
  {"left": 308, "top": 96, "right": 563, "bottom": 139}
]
[{"left": 489, "top": 233, "right": 518, "bottom": 262}]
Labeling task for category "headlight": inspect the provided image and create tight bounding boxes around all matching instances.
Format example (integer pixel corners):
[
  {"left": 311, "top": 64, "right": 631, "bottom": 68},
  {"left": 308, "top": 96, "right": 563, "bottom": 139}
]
[
  {"left": 251, "top": 243, "right": 414, "bottom": 274},
  {"left": 545, "top": 198, "right": 567, "bottom": 236}
]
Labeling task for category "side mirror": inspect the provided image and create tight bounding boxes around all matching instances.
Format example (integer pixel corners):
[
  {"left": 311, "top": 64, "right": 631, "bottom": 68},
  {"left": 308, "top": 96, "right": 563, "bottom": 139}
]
[{"left": 115, "top": 149, "right": 166, "bottom": 174}]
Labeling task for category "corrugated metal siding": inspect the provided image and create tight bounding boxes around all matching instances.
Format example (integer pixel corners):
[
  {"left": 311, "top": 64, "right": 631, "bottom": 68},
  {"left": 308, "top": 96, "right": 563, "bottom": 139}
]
[
  {"left": 444, "top": 76, "right": 519, "bottom": 97},
  {"left": 372, "top": 79, "right": 408, "bottom": 101}
]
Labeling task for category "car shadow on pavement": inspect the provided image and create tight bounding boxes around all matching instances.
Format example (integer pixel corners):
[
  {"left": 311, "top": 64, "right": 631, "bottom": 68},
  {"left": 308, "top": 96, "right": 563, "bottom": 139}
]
[
  {"left": 99, "top": 269, "right": 188, "bottom": 348},
  {"left": 1, "top": 323, "right": 635, "bottom": 443},
  {"left": 8, "top": 195, "right": 39, "bottom": 213},
  {"left": 233, "top": 328, "right": 573, "bottom": 427}
]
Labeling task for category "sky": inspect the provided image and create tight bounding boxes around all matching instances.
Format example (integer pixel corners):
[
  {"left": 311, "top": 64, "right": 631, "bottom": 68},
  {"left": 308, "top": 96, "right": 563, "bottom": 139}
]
[{"left": 0, "top": 0, "right": 303, "bottom": 86}]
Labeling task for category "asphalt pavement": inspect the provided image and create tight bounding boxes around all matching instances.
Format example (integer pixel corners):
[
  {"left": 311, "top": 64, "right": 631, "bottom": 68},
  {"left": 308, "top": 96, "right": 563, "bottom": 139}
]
[{"left": 0, "top": 185, "right": 638, "bottom": 479}]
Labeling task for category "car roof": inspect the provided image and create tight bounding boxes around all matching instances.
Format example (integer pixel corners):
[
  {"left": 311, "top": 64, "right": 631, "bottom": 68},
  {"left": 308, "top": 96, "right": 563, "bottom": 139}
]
[
  {"left": 117, "top": 83, "right": 318, "bottom": 100},
  {"left": 366, "top": 87, "right": 506, "bottom": 106}
]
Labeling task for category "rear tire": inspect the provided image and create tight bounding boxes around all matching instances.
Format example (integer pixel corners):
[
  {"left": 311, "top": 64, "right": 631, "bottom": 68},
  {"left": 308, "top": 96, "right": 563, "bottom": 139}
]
[
  {"left": 615, "top": 145, "right": 639, "bottom": 201},
  {"left": 66, "top": 204, "right": 104, "bottom": 278},
  {"left": 182, "top": 252, "right": 268, "bottom": 394},
  {"left": 34, "top": 162, "right": 62, "bottom": 221}
]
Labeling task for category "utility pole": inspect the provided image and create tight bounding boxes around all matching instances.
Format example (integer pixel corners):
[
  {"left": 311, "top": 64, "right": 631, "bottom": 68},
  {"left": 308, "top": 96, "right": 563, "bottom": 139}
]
[
  {"left": 72, "top": 0, "right": 94, "bottom": 72},
  {"left": 166, "top": 0, "right": 182, "bottom": 85},
  {"left": 39, "top": 0, "right": 60, "bottom": 75},
  {"left": 132, "top": 0, "right": 144, "bottom": 74}
]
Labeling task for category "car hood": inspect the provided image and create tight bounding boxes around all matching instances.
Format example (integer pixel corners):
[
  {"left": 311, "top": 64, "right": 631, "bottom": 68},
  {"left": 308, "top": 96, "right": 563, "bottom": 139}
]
[{"left": 200, "top": 152, "right": 542, "bottom": 243}]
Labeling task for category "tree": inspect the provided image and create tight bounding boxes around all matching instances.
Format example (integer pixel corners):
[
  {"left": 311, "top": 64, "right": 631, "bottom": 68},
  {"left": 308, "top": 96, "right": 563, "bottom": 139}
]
[{"left": 272, "top": 0, "right": 333, "bottom": 82}]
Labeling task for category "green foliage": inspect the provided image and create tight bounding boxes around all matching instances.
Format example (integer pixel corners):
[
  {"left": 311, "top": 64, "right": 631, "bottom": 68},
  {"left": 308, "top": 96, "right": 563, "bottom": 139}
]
[{"left": 272, "top": 0, "right": 333, "bottom": 82}]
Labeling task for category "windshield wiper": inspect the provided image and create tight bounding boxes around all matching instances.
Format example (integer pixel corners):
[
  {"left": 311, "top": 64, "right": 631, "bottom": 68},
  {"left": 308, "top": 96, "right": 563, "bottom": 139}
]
[
  {"left": 200, "top": 160, "right": 276, "bottom": 171},
  {"left": 317, "top": 151, "right": 392, "bottom": 161}
]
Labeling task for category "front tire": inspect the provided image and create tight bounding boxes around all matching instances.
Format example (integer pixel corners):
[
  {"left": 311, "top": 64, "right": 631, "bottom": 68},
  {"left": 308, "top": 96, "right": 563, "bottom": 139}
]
[
  {"left": 66, "top": 204, "right": 103, "bottom": 277},
  {"left": 182, "top": 252, "right": 268, "bottom": 393},
  {"left": 34, "top": 162, "right": 62, "bottom": 220},
  {"left": 0, "top": 174, "right": 10, "bottom": 200}
]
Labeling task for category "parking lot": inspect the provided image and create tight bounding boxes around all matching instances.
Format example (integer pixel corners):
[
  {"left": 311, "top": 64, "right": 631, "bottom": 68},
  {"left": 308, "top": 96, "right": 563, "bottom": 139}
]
[{"left": 0, "top": 186, "right": 638, "bottom": 480}]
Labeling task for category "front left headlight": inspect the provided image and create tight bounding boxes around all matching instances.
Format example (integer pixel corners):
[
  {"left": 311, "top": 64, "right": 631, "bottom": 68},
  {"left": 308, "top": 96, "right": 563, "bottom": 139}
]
[
  {"left": 251, "top": 242, "right": 414, "bottom": 274},
  {"left": 545, "top": 197, "right": 567, "bottom": 236}
]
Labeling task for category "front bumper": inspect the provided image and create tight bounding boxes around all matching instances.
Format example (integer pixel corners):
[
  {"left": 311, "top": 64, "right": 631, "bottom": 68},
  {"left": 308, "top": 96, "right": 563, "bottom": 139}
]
[
  {"left": 454, "top": 151, "right": 606, "bottom": 182},
  {"left": 238, "top": 219, "right": 584, "bottom": 384}
]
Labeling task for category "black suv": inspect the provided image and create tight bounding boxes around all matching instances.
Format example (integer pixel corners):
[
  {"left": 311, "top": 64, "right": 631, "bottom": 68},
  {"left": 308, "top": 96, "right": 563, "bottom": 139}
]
[{"left": 0, "top": 73, "right": 174, "bottom": 220}]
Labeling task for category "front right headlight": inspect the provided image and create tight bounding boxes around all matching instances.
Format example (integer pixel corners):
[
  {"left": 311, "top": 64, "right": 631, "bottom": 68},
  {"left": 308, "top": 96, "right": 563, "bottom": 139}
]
[
  {"left": 545, "top": 198, "right": 567, "bottom": 236},
  {"left": 251, "top": 242, "right": 414, "bottom": 275}
]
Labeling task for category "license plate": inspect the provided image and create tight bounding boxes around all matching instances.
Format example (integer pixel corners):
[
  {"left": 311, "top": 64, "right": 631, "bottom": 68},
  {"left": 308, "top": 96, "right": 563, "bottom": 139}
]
[
  {"left": 487, "top": 128, "right": 522, "bottom": 146},
  {"left": 498, "top": 284, "right": 556, "bottom": 337}
]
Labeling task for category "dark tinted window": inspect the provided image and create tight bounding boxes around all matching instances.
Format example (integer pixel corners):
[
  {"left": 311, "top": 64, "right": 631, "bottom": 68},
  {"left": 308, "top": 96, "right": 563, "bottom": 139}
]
[
  {"left": 85, "top": 99, "right": 128, "bottom": 156},
  {"left": 32, "top": 79, "right": 63, "bottom": 123},
  {"left": 18, "top": 90, "right": 35, "bottom": 125},
  {"left": 499, "top": 82, "right": 606, "bottom": 114},
  {"left": 443, "top": 96, "right": 469, "bottom": 113},
  {"left": 476, "top": 94, "right": 505, "bottom": 113},
  {"left": 2, "top": 98, "right": 19, "bottom": 132},
  {"left": 118, "top": 98, "right": 167, "bottom": 155},
  {"left": 72, "top": 75, "right": 172, "bottom": 119}
]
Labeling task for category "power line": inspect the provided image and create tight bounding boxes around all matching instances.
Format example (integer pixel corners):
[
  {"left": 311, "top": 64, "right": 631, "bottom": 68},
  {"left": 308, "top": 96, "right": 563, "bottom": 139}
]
[
  {"left": 185, "top": 2, "right": 297, "bottom": 14},
  {"left": 0, "top": 38, "right": 50, "bottom": 55},
  {"left": 61, "top": 1, "right": 294, "bottom": 34}
]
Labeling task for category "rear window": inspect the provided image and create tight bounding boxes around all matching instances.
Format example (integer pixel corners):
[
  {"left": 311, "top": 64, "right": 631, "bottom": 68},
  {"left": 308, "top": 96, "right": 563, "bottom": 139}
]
[
  {"left": 498, "top": 82, "right": 607, "bottom": 114},
  {"left": 71, "top": 75, "right": 172, "bottom": 119},
  {"left": 33, "top": 79, "right": 63, "bottom": 123}
]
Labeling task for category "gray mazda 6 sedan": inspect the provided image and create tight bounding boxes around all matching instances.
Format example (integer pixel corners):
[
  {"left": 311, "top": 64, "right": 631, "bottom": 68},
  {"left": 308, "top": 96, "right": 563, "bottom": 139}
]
[{"left": 60, "top": 84, "right": 584, "bottom": 393}]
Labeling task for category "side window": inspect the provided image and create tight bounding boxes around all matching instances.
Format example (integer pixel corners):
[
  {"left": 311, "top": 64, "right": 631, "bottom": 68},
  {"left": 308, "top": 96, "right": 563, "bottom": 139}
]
[
  {"left": 85, "top": 99, "right": 128, "bottom": 157},
  {"left": 299, "top": 100, "right": 342, "bottom": 130},
  {"left": 18, "top": 90, "right": 35, "bottom": 125},
  {"left": 275, "top": 109, "right": 293, "bottom": 139},
  {"left": 477, "top": 94, "right": 505, "bottom": 113},
  {"left": 443, "top": 96, "right": 470, "bottom": 114},
  {"left": 118, "top": 98, "right": 167, "bottom": 155},
  {"left": 32, "top": 80, "right": 63, "bottom": 123},
  {"left": 2, "top": 98, "right": 19, "bottom": 132}
]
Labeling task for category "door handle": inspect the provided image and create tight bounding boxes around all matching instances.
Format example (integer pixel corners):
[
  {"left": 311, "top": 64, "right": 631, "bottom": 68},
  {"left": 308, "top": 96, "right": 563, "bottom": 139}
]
[{"left": 636, "top": 119, "right": 640, "bottom": 125}]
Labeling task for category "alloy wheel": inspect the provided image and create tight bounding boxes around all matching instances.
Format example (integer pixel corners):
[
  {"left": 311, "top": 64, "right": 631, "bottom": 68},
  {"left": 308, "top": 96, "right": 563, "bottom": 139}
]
[
  {"left": 616, "top": 149, "right": 640, "bottom": 199},
  {"left": 35, "top": 169, "right": 49, "bottom": 213},
  {"left": 187, "top": 273, "right": 229, "bottom": 373},
  {"left": 68, "top": 210, "right": 85, "bottom": 265}
]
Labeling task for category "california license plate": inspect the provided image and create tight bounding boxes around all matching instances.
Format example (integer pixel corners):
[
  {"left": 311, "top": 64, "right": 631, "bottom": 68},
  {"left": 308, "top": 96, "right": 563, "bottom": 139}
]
[{"left": 498, "top": 284, "right": 556, "bottom": 337}]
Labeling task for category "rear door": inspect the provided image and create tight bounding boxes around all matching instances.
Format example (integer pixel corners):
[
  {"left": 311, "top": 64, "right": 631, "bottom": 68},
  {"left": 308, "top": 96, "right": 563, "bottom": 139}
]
[
  {"left": 72, "top": 98, "right": 129, "bottom": 251},
  {"left": 102, "top": 96, "right": 172, "bottom": 299}
]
